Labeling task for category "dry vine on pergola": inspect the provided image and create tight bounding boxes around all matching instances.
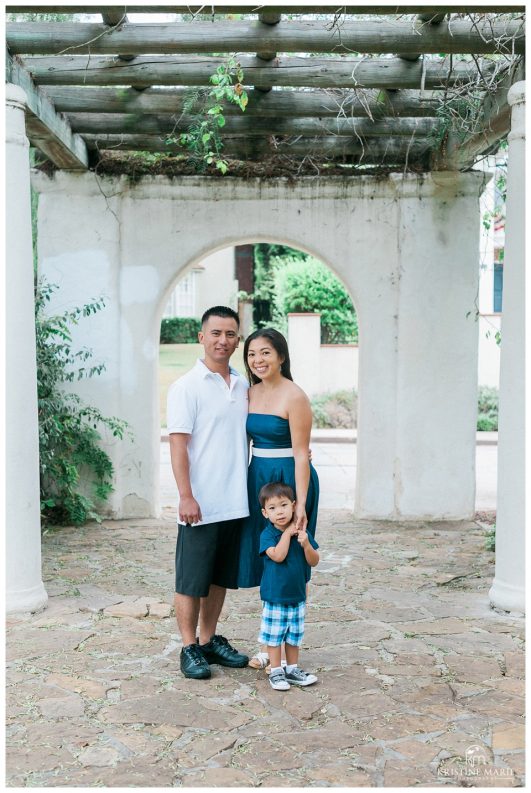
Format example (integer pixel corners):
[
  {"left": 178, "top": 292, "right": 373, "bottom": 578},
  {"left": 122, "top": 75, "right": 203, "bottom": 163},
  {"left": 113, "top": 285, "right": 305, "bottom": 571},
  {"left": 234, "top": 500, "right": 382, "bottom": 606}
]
[{"left": 5, "top": 5, "right": 525, "bottom": 177}]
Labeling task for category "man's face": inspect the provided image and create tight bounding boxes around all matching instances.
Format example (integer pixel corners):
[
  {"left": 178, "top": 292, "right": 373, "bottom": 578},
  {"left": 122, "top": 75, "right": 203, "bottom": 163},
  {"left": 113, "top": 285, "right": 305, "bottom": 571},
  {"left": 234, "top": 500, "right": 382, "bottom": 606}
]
[{"left": 198, "top": 315, "right": 240, "bottom": 365}]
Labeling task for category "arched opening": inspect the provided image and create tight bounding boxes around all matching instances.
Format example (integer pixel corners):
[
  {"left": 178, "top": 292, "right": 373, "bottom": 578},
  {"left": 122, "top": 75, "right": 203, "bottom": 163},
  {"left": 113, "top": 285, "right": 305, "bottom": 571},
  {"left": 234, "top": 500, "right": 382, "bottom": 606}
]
[{"left": 156, "top": 239, "right": 361, "bottom": 519}]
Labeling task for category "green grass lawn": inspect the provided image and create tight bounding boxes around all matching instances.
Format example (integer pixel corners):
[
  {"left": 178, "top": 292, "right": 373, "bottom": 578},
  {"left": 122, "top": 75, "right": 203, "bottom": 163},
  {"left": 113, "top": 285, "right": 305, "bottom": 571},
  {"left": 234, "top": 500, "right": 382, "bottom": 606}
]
[{"left": 159, "top": 343, "right": 246, "bottom": 426}]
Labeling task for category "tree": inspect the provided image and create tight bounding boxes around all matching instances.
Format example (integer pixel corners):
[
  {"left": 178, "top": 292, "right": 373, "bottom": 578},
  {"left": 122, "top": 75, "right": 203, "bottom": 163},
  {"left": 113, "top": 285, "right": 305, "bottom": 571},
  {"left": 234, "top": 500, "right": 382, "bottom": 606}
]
[{"left": 273, "top": 256, "right": 358, "bottom": 343}]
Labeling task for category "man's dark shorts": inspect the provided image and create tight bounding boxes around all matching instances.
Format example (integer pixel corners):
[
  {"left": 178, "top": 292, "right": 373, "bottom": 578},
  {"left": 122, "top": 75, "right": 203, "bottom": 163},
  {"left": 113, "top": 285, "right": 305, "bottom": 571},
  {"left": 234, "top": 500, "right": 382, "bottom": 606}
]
[{"left": 175, "top": 518, "right": 243, "bottom": 597}]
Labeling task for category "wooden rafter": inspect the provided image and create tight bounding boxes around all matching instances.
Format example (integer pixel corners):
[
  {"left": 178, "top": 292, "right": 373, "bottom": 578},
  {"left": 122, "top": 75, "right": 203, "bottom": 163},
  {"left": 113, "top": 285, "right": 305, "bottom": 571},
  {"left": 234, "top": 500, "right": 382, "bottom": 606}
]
[
  {"left": 434, "top": 61, "right": 525, "bottom": 169},
  {"left": 84, "top": 132, "right": 433, "bottom": 161},
  {"left": 5, "top": 7, "right": 523, "bottom": 171},
  {"left": 6, "top": 52, "right": 88, "bottom": 170},
  {"left": 43, "top": 86, "right": 441, "bottom": 117},
  {"left": 5, "top": 6, "right": 526, "bottom": 16},
  {"left": 7, "top": 19, "right": 524, "bottom": 56},
  {"left": 66, "top": 112, "right": 435, "bottom": 138},
  {"left": 22, "top": 54, "right": 490, "bottom": 89}
]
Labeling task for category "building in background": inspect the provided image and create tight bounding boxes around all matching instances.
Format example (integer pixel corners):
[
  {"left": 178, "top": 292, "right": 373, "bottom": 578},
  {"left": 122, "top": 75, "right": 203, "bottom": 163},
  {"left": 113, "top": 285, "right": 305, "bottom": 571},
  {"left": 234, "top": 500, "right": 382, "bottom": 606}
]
[{"left": 477, "top": 155, "right": 505, "bottom": 387}]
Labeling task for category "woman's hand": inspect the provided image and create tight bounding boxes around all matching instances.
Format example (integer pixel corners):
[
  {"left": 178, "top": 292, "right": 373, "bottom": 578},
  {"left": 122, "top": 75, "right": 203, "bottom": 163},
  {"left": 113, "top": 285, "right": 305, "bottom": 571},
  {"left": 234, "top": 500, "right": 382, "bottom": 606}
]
[{"left": 294, "top": 502, "right": 308, "bottom": 532}]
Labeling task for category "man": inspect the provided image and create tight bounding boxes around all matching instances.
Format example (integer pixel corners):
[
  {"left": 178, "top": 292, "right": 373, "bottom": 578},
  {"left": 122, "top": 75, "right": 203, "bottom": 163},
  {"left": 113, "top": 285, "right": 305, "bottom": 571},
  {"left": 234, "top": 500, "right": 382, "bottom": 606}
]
[{"left": 167, "top": 306, "right": 250, "bottom": 679}]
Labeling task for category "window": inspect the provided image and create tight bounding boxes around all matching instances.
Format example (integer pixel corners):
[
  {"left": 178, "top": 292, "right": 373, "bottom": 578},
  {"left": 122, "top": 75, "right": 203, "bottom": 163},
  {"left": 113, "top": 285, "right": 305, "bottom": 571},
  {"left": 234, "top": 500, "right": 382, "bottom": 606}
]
[
  {"left": 493, "top": 262, "right": 503, "bottom": 313},
  {"left": 164, "top": 272, "right": 196, "bottom": 317}
]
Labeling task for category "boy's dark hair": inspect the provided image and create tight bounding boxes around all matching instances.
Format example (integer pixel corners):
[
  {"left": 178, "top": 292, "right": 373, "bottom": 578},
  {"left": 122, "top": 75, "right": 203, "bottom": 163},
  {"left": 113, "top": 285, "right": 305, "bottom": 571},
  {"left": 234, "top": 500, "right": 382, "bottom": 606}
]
[
  {"left": 201, "top": 305, "right": 240, "bottom": 327},
  {"left": 259, "top": 482, "right": 295, "bottom": 507}
]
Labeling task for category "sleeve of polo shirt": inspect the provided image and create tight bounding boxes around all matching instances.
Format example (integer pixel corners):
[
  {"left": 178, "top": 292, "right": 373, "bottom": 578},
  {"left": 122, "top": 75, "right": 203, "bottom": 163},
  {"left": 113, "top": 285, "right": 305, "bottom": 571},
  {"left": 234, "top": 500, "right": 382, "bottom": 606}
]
[
  {"left": 166, "top": 379, "right": 197, "bottom": 434},
  {"left": 259, "top": 526, "right": 278, "bottom": 556}
]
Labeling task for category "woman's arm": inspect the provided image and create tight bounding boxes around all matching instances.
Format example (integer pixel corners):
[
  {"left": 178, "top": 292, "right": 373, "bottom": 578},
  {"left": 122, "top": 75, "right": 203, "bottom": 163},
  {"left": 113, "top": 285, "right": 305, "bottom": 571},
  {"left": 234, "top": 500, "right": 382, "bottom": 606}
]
[{"left": 288, "top": 390, "right": 313, "bottom": 532}]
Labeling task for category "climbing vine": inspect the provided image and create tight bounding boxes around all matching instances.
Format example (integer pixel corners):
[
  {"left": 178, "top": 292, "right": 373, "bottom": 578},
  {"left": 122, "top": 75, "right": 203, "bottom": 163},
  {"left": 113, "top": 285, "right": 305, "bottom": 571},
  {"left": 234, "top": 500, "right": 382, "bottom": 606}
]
[
  {"left": 166, "top": 56, "right": 248, "bottom": 174},
  {"left": 36, "top": 280, "right": 130, "bottom": 527}
]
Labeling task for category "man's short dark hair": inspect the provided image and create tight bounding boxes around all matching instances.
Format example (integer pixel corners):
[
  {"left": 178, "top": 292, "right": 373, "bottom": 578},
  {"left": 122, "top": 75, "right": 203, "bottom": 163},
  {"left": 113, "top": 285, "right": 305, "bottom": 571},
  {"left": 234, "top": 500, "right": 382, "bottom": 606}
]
[
  {"left": 259, "top": 482, "right": 295, "bottom": 507},
  {"left": 201, "top": 306, "right": 240, "bottom": 328}
]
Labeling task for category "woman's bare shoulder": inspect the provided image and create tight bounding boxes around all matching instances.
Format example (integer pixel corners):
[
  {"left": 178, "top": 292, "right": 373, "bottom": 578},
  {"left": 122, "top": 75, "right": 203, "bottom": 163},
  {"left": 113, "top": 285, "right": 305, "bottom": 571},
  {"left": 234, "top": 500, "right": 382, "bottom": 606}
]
[{"left": 285, "top": 381, "right": 311, "bottom": 408}]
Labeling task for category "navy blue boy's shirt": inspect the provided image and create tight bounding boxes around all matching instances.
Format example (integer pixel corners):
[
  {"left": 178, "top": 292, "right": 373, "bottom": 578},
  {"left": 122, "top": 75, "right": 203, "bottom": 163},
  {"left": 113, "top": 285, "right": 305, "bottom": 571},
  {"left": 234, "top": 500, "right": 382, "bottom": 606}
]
[{"left": 259, "top": 521, "right": 319, "bottom": 605}]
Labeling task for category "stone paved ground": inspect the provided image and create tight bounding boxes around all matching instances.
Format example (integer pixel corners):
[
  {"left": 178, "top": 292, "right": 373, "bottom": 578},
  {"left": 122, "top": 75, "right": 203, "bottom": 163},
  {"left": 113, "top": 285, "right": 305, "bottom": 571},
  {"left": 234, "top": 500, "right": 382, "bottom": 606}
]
[{"left": 6, "top": 509, "right": 525, "bottom": 787}]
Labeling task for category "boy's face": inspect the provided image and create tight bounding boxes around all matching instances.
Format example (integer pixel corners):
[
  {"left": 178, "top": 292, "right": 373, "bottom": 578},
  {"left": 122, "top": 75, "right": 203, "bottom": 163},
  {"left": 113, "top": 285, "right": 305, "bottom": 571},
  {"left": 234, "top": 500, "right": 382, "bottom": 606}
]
[{"left": 261, "top": 495, "right": 295, "bottom": 529}]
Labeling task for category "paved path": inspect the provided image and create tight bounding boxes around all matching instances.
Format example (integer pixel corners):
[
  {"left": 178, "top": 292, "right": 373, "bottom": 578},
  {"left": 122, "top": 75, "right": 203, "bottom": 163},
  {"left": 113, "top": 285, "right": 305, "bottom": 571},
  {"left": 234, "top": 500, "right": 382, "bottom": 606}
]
[
  {"left": 6, "top": 508, "right": 523, "bottom": 787},
  {"left": 161, "top": 442, "right": 498, "bottom": 512}
]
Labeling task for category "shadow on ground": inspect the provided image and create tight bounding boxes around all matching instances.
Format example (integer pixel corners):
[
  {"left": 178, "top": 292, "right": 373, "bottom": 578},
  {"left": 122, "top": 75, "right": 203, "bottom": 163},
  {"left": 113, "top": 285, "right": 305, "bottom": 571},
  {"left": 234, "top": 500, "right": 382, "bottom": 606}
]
[{"left": 6, "top": 509, "right": 524, "bottom": 787}]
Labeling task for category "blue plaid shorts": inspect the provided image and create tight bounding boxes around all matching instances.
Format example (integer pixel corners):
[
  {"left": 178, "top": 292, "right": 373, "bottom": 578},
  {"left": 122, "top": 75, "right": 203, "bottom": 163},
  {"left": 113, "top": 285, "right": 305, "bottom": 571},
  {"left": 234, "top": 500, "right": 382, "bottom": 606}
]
[{"left": 258, "top": 600, "right": 306, "bottom": 647}]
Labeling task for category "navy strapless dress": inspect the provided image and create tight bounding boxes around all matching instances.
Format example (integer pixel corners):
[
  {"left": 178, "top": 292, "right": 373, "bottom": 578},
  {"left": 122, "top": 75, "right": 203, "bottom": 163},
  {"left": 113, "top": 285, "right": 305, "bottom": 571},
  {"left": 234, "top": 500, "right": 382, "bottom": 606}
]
[{"left": 237, "top": 413, "right": 319, "bottom": 588}]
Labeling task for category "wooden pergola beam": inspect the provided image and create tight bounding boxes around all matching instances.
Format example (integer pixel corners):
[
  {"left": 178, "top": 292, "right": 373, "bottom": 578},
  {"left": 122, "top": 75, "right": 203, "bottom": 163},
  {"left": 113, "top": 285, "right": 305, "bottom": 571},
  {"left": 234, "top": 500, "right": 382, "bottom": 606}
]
[
  {"left": 6, "top": 6, "right": 526, "bottom": 16},
  {"left": 44, "top": 86, "right": 441, "bottom": 117},
  {"left": 434, "top": 62, "right": 524, "bottom": 169},
  {"left": 67, "top": 112, "right": 435, "bottom": 138},
  {"left": 84, "top": 132, "right": 432, "bottom": 162},
  {"left": 22, "top": 54, "right": 489, "bottom": 89},
  {"left": 397, "top": 11, "right": 447, "bottom": 63},
  {"left": 7, "top": 19, "right": 525, "bottom": 56},
  {"left": 6, "top": 53, "right": 88, "bottom": 170}
]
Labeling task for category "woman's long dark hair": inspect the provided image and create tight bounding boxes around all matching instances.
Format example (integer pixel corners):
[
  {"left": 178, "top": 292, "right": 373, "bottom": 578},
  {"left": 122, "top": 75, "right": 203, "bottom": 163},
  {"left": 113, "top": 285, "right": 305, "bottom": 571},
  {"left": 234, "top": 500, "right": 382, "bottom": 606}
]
[{"left": 244, "top": 327, "right": 293, "bottom": 385}]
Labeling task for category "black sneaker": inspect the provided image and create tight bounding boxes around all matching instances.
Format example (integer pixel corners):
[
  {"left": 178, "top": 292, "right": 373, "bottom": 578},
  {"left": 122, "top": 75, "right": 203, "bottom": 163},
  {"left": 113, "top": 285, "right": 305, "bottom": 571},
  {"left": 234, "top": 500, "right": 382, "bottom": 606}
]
[
  {"left": 180, "top": 643, "right": 211, "bottom": 679},
  {"left": 199, "top": 635, "right": 249, "bottom": 668}
]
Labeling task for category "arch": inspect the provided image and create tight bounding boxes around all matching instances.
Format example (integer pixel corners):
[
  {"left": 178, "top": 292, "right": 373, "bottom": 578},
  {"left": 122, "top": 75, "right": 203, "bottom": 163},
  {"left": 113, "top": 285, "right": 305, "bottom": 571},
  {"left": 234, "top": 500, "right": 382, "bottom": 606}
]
[
  {"left": 34, "top": 170, "right": 484, "bottom": 522},
  {"left": 156, "top": 234, "right": 361, "bottom": 327}
]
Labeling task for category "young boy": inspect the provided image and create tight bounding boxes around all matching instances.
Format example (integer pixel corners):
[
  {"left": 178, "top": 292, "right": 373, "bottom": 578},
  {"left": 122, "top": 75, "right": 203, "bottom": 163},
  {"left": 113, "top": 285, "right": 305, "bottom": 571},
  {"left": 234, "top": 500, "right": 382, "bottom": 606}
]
[{"left": 257, "top": 482, "right": 320, "bottom": 691}]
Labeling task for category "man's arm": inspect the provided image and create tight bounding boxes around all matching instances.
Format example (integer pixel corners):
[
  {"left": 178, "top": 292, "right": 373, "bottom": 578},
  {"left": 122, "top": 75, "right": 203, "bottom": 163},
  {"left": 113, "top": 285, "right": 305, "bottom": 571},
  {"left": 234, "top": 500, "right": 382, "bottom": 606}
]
[{"left": 169, "top": 433, "right": 202, "bottom": 524}]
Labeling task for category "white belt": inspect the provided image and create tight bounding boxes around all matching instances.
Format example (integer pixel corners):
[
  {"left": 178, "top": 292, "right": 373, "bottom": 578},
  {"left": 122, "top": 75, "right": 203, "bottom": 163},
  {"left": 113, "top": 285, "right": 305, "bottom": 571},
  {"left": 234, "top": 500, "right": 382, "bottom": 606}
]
[{"left": 252, "top": 446, "right": 294, "bottom": 458}]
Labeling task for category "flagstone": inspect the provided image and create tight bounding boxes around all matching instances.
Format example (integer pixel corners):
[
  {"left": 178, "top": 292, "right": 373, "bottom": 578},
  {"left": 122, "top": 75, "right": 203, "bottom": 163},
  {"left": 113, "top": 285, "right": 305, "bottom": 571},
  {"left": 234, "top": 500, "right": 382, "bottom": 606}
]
[
  {"left": 355, "top": 713, "right": 446, "bottom": 742},
  {"left": 304, "top": 762, "right": 373, "bottom": 786},
  {"left": 274, "top": 725, "right": 366, "bottom": 751},
  {"left": 504, "top": 651, "right": 525, "bottom": 678},
  {"left": 498, "top": 751, "right": 525, "bottom": 776},
  {"left": 443, "top": 655, "right": 502, "bottom": 682},
  {"left": 6, "top": 508, "right": 526, "bottom": 788},
  {"left": 180, "top": 767, "right": 256, "bottom": 786},
  {"left": 383, "top": 759, "right": 438, "bottom": 786},
  {"left": 177, "top": 733, "right": 238, "bottom": 767},
  {"left": 38, "top": 692, "right": 86, "bottom": 718},
  {"left": 234, "top": 740, "right": 310, "bottom": 773},
  {"left": 96, "top": 694, "right": 253, "bottom": 729},
  {"left": 492, "top": 724, "right": 525, "bottom": 751},
  {"left": 46, "top": 673, "right": 109, "bottom": 699},
  {"left": 390, "top": 737, "right": 443, "bottom": 764}
]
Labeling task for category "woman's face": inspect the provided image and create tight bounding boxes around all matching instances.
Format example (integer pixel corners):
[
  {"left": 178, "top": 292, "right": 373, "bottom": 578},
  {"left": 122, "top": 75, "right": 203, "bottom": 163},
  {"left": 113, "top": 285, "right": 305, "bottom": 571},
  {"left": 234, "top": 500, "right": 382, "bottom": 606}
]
[{"left": 247, "top": 337, "right": 284, "bottom": 380}]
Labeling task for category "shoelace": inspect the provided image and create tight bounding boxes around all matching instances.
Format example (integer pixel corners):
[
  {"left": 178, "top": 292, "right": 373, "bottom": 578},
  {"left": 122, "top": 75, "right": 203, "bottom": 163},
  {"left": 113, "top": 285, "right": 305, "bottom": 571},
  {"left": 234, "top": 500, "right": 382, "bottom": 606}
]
[{"left": 186, "top": 645, "right": 205, "bottom": 665}]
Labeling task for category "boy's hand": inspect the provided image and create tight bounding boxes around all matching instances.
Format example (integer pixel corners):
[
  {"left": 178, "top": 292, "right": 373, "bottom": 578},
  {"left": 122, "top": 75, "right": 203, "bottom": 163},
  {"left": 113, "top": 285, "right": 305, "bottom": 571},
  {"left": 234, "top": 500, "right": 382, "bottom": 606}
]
[
  {"left": 289, "top": 523, "right": 299, "bottom": 537},
  {"left": 297, "top": 529, "right": 309, "bottom": 547}
]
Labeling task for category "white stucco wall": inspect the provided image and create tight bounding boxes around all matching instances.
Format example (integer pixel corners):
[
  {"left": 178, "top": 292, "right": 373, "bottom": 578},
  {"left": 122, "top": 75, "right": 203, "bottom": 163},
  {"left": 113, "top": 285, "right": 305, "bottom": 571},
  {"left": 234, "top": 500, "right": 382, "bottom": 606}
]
[
  {"left": 478, "top": 315, "right": 502, "bottom": 387},
  {"left": 195, "top": 248, "right": 239, "bottom": 317},
  {"left": 34, "top": 171, "right": 487, "bottom": 521}
]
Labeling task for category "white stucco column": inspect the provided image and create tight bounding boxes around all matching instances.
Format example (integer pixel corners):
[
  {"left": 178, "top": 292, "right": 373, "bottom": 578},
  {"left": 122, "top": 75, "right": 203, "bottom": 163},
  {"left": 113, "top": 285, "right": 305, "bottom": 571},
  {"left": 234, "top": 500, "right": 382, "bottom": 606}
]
[
  {"left": 288, "top": 313, "right": 322, "bottom": 396},
  {"left": 489, "top": 82, "right": 525, "bottom": 614},
  {"left": 5, "top": 84, "right": 48, "bottom": 613}
]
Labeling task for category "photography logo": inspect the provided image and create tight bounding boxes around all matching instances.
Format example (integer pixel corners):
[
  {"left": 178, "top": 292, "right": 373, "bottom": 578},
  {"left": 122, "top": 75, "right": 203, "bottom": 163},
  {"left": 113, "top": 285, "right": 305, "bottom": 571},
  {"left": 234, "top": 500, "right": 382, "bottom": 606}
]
[{"left": 438, "top": 744, "right": 514, "bottom": 780}]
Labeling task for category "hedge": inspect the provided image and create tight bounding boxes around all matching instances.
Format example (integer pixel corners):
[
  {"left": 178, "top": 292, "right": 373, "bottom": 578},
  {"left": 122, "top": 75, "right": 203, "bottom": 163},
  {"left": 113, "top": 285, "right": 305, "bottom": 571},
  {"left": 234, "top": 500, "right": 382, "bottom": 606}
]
[{"left": 160, "top": 317, "right": 201, "bottom": 344}]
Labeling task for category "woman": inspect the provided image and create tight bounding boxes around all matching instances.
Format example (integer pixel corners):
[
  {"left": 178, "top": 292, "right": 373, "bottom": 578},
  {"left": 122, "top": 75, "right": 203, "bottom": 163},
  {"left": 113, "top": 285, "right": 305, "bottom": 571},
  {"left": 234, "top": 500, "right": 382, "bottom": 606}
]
[{"left": 237, "top": 328, "right": 319, "bottom": 668}]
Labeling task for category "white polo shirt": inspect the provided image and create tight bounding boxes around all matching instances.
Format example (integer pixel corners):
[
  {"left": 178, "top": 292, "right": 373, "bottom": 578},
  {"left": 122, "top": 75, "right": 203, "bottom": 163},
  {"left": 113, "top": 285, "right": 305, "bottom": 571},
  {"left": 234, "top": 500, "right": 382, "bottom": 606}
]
[{"left": 167, "top": 359, "right": 250, "bottom": 526}]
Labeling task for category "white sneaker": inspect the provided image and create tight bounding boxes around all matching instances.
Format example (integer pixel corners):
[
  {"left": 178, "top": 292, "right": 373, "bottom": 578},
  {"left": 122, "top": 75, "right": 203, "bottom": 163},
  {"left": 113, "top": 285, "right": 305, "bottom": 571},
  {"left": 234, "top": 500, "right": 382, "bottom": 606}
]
[
  {"left": 269, "top": 668, "right": 290, "bottom": 690},
  {"left": 284, "top": 667, "right": 318, "bottom": 686},
  {"left": 266, "top": 659, "right": 287, "bottom": 675}
]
